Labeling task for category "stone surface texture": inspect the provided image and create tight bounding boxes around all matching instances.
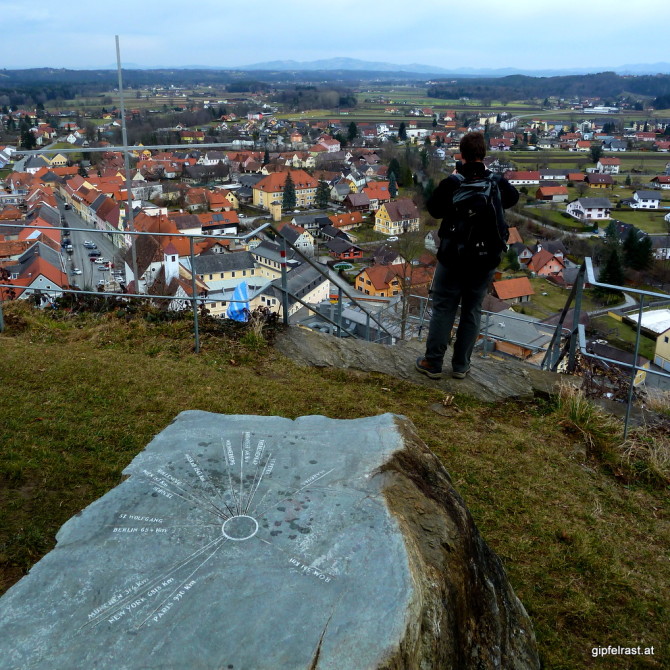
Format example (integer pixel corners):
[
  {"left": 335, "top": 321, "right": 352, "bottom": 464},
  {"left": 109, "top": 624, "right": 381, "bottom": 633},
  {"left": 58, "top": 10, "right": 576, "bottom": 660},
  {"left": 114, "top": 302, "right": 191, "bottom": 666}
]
[
  {"left": 275, "top": 327, "right": 569, "bottom": 402},
  {"left": 0, "top": 411, "right": 539, "bottom": 669}
]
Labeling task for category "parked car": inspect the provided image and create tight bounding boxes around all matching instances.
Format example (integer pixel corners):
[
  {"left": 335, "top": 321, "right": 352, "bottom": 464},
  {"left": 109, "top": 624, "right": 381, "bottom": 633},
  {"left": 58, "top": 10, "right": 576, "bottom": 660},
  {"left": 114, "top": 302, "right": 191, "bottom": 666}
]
[
  {"left": 88, "top": 251, "right": 102, "bottom": 257},
  {"left": 98, "top": 265, "right": 109, "bottom": 272},
  {"left": 70, "top": 268, "right": 82, "bottom": 275},
  {"left": 387, "top": 236, "right": 399, "bottom": 242}
]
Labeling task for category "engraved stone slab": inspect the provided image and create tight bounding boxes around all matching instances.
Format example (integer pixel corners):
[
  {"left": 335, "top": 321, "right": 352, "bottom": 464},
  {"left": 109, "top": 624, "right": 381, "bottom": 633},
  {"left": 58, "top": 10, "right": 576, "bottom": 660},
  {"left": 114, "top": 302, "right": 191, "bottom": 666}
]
[{"left": 0, "top": 412, "right": 539, "bottom": 669}]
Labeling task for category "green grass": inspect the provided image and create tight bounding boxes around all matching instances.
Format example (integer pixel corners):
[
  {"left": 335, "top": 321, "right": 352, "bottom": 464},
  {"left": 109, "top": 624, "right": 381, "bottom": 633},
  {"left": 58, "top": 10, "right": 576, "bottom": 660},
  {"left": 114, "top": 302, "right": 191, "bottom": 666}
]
[
  {"left": 526, "top": 206, "right": 592, "bottom": 230},
  {"left": 609, "top": 209, "right": 670, "bottom": 235},
  {"left": 510, "top": 278, "right": 601, "bottom": 319},
  {"left": 1, "top": 302, "right": 669, "bottom": 669},
  {"left": 590, "top": 314, "right": 656, "bottom": 361}
]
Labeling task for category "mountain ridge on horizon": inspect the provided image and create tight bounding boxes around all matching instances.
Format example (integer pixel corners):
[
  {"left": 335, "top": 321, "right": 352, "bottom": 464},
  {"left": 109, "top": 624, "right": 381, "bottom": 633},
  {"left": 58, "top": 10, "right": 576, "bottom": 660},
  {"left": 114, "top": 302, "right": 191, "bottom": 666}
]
[
  {"left": 46, "top": 56, "right": 670, "bottom": 77},
  {"left": 230, "top": 56, "right": 670, "bottom": 77}
]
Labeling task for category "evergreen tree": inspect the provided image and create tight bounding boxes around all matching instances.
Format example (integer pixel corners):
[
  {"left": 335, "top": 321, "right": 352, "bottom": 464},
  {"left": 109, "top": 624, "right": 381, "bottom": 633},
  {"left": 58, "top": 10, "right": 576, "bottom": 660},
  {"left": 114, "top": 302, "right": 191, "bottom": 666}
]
[
  {"left": 504, "top": 248, "right": 520, "bottom": 272},
  {"left": 625, "top": 174, "right": 631, "bottom": 186},
  {"left": 598, "top": 247, "right": 625, "bottom": 291},
  {"left": 20, "top": 129, "right": 36, "bottom": 150},
  {"left": 622, "top": 227, "right": 640, "bottom": 266},
  {"left": 263, "top": 148, "right": 270, "bottom": 165},
  {"left": 388, "top": 158, "right": 401, "bottom": 181},
  {"left": 633, "top": 235, "right": 654, "bottom": 271},
  {"left": 590, "top": 145, "right": 603, "bottom": 163},
  {"left": 347, "top": 121, "right": 358, "bottom": 143},
  {"left": 282, "top": 172, "right": 296, "bottom": 211},
  {"left": 604, "top": 220, "right": 620, "bottom": 247},
  {"left": 401, "top": 164, "right": 413, "bottom": 187},
  {"left": 623, "top": 227, "right": 653, "bottom": 270},
  {"left": 398, "top": 121, "right": 407, "bottom": 141},
  {"left": 423, "top": 177, "right": 435, "bottom": 200},
  {"left": 315, "top": 180, "right": 330, "bottom": 209},
  {"left": 77, "top": 164, "right": 88, "bottom": 178},
  {"left": 388, "top": 171, "right": 398, "bottom": 198}
]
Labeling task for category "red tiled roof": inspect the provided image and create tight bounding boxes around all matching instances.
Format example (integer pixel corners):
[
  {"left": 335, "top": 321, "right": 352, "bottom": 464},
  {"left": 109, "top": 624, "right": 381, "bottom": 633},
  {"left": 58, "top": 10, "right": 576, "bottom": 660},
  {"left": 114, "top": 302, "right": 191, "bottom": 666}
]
[
  {"left": 527, "top": 249, "right": 564, "bottom": 273},
  {"left": 492, "top": 277, "right": 535, "bottom": 300},
  {"left": 254, "top": 169, "right": 318, "bottom": 193}
]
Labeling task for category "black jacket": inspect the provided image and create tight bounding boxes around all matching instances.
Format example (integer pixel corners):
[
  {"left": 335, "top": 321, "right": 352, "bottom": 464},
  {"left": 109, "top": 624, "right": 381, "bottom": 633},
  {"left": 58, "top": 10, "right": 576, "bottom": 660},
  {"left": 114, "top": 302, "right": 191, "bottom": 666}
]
[{"left": 427, "top": 161, "right": 519, "bottom": 241}]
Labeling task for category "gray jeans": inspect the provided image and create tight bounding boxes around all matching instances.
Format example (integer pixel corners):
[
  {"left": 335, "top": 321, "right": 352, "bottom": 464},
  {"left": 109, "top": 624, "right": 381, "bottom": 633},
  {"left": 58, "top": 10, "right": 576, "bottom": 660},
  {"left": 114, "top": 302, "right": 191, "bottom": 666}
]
[{"left": 424, "top": 261, "right": 494, "bottom": 373}]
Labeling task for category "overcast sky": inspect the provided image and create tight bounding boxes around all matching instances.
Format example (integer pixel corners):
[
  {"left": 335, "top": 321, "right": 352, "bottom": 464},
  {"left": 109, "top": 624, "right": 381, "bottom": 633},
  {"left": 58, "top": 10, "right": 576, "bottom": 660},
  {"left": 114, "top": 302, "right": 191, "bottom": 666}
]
[{"left": 3, "top": 0, "right": 668, "bottom": 72}]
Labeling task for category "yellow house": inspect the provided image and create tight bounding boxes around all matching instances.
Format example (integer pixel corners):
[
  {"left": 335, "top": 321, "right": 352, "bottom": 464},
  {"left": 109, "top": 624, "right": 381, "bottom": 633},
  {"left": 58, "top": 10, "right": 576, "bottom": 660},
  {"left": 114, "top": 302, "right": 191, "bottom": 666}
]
[
  {"left": 654, "top": 327, "right": 670, "bottom": 373},
  {"left": 374, "top": 198, "right": 420, "bottom": 236},
  {"left": 49, "top": 153, "right": 68, "bottom": 168},
  {"left": 355, "top": 265, "right": 402, "bottom": 297},
  {"left": 252, "top": 169, "right": 318, "bottom": 212}
]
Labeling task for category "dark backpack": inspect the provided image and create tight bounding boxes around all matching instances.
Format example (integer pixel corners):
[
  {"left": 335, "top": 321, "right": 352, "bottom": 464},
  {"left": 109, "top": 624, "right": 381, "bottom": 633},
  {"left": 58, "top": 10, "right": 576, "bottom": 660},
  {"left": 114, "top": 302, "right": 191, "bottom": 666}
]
[{"left": 437, "top": 173, "right": 508, "bottom": 269}]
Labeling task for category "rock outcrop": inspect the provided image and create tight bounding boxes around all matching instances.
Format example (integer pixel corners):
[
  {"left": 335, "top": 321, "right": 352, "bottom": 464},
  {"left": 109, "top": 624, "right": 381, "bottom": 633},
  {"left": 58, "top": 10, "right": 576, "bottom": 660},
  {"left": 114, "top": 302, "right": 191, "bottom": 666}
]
[
  {"left": 0, "top": 412, "right": 539, "bottom": 669},
  {"left": 275, "top": 326, "right": 566, "bottom": 402}
]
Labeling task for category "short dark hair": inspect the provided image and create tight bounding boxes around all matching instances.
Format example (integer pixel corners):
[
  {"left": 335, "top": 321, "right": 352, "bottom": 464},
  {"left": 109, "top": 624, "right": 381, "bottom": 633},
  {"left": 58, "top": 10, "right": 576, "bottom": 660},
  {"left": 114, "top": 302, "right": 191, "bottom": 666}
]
[{"left": 460, "top": 131, "right": 487, "bottom": 162}]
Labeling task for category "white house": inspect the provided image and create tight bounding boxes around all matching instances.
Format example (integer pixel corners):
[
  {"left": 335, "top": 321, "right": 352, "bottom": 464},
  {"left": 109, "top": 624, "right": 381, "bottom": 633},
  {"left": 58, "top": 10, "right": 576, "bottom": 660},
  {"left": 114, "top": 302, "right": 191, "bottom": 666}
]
[
  {"left": 566, "top": 197, "right": 612, "bottom": 221},
  {"left": 631, "top": 190, "right": 661, "bottom": 209},
  {"left": 596, "top": 157, "right": 621, "bottom": 174}
]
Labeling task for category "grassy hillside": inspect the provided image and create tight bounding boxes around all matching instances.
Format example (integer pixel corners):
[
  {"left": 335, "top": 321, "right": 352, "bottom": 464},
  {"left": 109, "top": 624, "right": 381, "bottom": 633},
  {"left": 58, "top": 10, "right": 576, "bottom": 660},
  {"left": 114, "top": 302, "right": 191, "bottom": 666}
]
[{"left": 0, "top": 301, "right": 668, "bottom": 669}]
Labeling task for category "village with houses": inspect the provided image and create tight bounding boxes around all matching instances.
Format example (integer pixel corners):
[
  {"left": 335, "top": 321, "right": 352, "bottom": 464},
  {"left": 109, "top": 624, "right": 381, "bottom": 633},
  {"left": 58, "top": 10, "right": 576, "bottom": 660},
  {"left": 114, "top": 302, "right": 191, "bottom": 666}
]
[{"left": 2, "top": 75, "right": 670, "bottom": 382}]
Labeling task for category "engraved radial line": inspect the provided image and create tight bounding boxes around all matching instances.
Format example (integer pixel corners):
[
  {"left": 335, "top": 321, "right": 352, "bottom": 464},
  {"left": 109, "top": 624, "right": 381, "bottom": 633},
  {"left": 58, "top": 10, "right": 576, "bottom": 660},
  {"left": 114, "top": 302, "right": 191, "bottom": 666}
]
[
  {"left": 185, "top": 453, "right": 234, "bottom": 516},
  {"left": 243, "top": 440, "right": 266, "bottom": 513},
  {"left": 84, "top": 536, "right": 225, "bottom": 628},
  {"left": 252, "top": 534, "right": 334, "bottom": 581},
  {"left": 248, "top": 488, "right": 272, "bottom": 518},
  {"left": 136, "top": 539, "right": 228, "bottom": 629},
  {"left": 152, "top": 474, "right": 231, "bottom": 521},
  {"left": 239, "top": 436, "right": 245, "bottom": 515},
  {"left": 222, "top": 438, "right": 241, "bottom": 515},
  {"left": 159, "top": 473, "right": 232, "bottom": 519},
  {"left": 256, "top": 468, "right": 336, "bottom": 518},
  {"left": 141, "top": 470, "right": 226, "bottom": 519},
  {"left": 244, "top": 452, "right": 273, "bottom": 515},
  {"left": 84, "top": 537, "right": 224, "bottom": 628}
]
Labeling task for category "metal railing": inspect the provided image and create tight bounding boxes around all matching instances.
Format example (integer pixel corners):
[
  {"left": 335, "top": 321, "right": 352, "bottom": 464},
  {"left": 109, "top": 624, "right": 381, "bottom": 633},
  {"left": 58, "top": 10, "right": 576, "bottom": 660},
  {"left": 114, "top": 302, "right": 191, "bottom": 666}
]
[
  {"left": 0, "top": 219, "right": 397, "bottom": 348},
  {"left": 410, "top": 292, "right": 570, "bottom": 354},
  {"left": 542, "top": 257, "right": 670, "bottom": 436}
]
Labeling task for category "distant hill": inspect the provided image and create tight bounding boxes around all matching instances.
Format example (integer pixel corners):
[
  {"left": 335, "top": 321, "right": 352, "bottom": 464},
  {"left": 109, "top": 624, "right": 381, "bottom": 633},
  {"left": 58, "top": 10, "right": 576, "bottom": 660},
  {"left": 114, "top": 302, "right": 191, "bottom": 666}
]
[{"left": 234, "top": 57, "right": 670, "bottom": 77}]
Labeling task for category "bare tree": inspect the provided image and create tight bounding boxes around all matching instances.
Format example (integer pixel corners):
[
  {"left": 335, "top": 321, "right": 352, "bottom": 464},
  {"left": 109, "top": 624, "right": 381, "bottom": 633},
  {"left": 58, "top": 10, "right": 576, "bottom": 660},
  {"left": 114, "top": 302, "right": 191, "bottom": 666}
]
[{"left": 393, "top": 231, "right": 429, "bottom": 340}]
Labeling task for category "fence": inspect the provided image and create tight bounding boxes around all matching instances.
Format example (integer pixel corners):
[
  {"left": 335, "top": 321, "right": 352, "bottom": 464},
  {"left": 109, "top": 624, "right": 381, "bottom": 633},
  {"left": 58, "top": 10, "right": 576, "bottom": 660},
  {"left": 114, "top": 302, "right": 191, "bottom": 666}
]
[
  {"left": 542, "top": 257, "right": 670, "bottom": 436},
  {"left": 0, "top": 219, "right": 398, "bottom": 349}
]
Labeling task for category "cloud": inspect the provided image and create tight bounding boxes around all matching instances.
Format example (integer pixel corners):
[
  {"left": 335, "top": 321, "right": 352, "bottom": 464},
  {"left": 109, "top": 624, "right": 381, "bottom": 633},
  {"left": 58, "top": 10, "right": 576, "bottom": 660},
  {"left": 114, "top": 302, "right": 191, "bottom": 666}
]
[{"left": 0, "top": 0, "right": 668, "bottom": 70}]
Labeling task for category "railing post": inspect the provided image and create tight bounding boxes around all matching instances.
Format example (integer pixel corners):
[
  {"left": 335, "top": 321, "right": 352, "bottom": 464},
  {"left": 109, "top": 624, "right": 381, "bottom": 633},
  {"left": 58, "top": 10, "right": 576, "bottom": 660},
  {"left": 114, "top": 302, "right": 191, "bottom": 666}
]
[
  {"left": 0, "top": 298, "right": 4, "bottom": 333},
  {"left": 189, "top": 236, "right": 200, "bottom": 353},
  {"left": 624, "top": 296, "right": 645, "bottom": 439},
  {"left": 567, "top": 269, "right": 585, "bottom": 372},
  {"left": 336, "top": 286, "right": 343, "bottom": 338},
  {"left": 280, "top": 236, "right": 289, "bottom": 326},
  {"left": 481, "top": 312, "right": 490, "bottom": 359},
  {"left": 365, "top": 312, "right": 370, "bottom": 342}
]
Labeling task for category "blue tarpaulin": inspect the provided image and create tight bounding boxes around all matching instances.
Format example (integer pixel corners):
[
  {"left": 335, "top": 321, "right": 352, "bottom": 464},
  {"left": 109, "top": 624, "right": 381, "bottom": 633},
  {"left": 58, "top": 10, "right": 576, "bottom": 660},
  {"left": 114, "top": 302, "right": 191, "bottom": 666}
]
[{"left": 226, "top": 280, "right": 249, "bottom": 322}]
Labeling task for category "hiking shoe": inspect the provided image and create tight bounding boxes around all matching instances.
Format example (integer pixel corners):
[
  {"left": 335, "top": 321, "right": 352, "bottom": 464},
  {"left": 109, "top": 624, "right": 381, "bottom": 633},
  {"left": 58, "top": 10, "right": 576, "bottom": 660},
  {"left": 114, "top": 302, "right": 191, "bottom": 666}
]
[
  {"left": 415, "top": 357, "right": 443, "bottom": 379},
  {"left": 451, "top": 366, "right": 471, "bottom": 379}
]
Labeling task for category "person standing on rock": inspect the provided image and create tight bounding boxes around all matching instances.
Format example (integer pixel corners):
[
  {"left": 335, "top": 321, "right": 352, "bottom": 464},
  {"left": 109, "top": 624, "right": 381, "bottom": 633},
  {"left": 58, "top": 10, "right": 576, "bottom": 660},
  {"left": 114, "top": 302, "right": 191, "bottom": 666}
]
[{"left": 415, "top": 132, "right": 519, "bottom": 380}]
